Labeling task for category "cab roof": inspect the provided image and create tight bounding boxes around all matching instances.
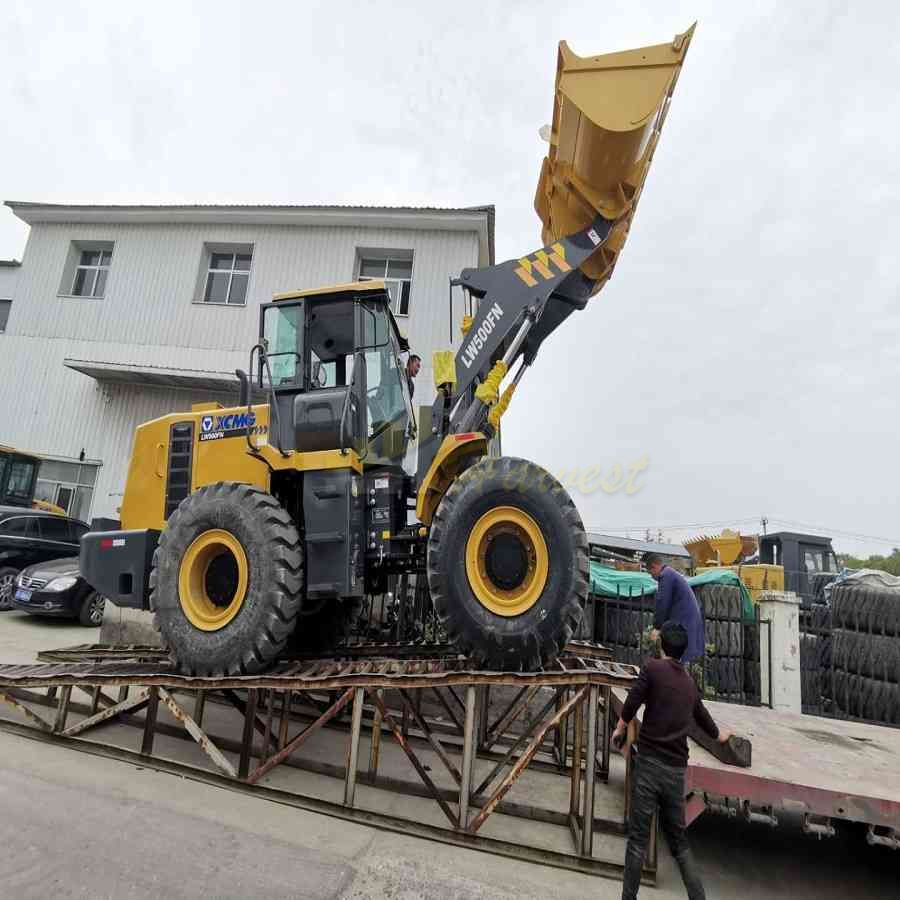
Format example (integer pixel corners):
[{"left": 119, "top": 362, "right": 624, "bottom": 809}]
[{"left": 273, "top": 280, "right": 388, "bottom": 302}]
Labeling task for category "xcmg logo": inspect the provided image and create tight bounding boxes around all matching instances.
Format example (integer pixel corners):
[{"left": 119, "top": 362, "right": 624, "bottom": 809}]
[{"left": 200, "top": 412, "right": 256, "bottom": 433}]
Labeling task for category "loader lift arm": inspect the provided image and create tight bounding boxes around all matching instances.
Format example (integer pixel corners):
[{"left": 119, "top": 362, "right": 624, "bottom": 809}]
[
  {"left": 444, "top": 215, "right": 610, "bottom": 437},
  {"left": 420, "top": 24, "right": 695, "bottom": 480}
]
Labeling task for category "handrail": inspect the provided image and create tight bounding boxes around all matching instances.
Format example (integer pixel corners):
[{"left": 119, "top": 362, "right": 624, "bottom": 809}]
[{"left": 247, "top": 343, "right": 289, "bottom": 458}]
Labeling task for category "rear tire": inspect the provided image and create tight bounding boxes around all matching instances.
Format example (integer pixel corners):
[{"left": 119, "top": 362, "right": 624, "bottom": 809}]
[
  {"left": 151, "top": 482, "right": 303, "bottom": 675},
  {"left": 427, "top": 456, "right": 586, "bottom": 670},
  {"left": 0, "top": 567, "right": 18, "bottom": 611}
]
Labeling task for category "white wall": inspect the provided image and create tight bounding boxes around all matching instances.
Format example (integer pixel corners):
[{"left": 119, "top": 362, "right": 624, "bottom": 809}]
[
  {"left": 8, "top": 220, "right": 479, "bottom": 376},
  {"left": 0, "top": 217, "right": 483, "bottom": 519},
  {"left": 0, "top": 264, "right": 19, "bottom": 300}
]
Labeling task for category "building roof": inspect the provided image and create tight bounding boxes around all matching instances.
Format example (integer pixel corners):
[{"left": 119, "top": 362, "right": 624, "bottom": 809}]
[
  {"left": 586, "top": 532, "right": 692, "bottom": 559},
  {"left": 0, "top": 259, "right": 21, "bottom": 267},
  {"left": 4, "top": 201, "right": 496, "bottom": 266},
  {"left": 64, "top": 359, "right": 239, "bottom": 394}
]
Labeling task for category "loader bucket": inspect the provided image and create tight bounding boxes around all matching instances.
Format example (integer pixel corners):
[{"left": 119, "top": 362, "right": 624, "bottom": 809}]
[{"left": 535, "top": 25, "right": 695, "bottom": 290}]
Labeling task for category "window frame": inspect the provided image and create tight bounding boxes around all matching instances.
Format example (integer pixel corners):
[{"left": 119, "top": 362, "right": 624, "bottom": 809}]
[
  {"left": 34, "top": 458, "right": 100, "bottom": 521},
  {"left": 202, "top": 249, "right": 253, "bottom": 306},
  {"left": 356, "top": 251, "right": 414, "bottom": 317},
  {"left": 71, "top": 248, "right": 113, "bottom": 298},
  {"left": 58, "top": 240, "right": 115, "bottom": 300}
]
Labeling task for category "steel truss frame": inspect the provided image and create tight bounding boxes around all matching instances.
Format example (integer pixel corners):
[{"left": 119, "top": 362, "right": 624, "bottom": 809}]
[{"left": 0, "top": 642, "right": 656, "bottom": 884}]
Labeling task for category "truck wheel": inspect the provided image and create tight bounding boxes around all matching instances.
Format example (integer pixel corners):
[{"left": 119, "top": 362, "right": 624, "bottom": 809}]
[
  {"left": 151, "top": 483, "right": 303, "bottom": 675},
  {"left": 427, "top": 456, "right": 586, "bottom": 670}
]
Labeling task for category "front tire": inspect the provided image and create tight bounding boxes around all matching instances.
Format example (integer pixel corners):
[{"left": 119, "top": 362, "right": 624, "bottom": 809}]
[
  {"left": 0, "top": 567, "right": 18, "bottom": 611},
  {"left": 427, "top": 456, "right": 586, "bottom": 670},
  {"left": 151, "top": 482, "right": 303, "bottom": 675}
]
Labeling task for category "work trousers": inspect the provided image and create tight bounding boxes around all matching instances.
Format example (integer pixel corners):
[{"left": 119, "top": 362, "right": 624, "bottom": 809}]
[{"left": 621, "top": 753, "right": 706, "bottom": 900}]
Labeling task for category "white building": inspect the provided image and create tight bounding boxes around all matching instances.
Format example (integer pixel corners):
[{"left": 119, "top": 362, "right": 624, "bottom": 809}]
[{"left": 0, "top": 201, "right": 494, "bottom": 523}]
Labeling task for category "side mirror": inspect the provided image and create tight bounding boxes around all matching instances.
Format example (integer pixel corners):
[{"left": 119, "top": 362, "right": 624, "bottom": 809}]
[{"left": 235, "top": 369, "right": 250, "bottom": 407}]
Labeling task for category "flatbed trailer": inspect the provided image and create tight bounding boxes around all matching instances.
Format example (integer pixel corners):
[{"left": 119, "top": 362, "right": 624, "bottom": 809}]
[
  {"left": 612, "top": 689, "right": 900, "bottom": 848},
  {"left": 684, "top": 700, "right": 900, "bottom": 846},
  {"left": 0, "top": 641, "right": 657, "bottom": 885}
]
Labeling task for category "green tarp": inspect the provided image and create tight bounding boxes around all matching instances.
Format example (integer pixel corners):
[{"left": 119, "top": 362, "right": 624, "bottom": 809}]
[{"left": 589, "top": 562, "right": 755, "bottom": 619}]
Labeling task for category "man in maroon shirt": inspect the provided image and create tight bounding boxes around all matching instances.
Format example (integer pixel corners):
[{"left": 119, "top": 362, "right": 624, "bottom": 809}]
[{"left": 612, "top": 621, "right": 731, "bottom": 900}]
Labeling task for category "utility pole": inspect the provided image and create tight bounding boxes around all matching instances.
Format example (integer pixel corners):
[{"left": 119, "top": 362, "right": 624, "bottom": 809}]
[{"left": 761, "top": 515, "right": 768, "bottom": 536}]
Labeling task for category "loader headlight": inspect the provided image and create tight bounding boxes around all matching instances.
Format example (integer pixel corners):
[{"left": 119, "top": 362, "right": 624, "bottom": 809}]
[{"left": 44, "top": 576, "right": 78, "bottom": 593}]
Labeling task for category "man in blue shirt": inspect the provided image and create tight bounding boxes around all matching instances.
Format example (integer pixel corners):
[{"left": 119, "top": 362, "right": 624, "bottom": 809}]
[{"left": 644, "top": 553, "right": 705, "bottom": 663}]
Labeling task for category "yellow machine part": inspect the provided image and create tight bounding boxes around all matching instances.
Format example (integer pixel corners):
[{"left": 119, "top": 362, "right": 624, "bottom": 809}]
[
  {"left": 697, "top": 564, "right": 785, "bottom": 603},
  {"left": 686, "top": 529, "right": 758, "bottom": 567},
  {"left": 120, "top": 403, "right": 361, "bottom": 532},
  {"left": 432, "top": 349, "right": 457, "bottom": 390},
  {"left": 31, "top": 499, "right": 65, "bottom": 516},
  {"left": 416, "top": 432, "right": 489, "bottom": 526},
  {"left": 534, "top": 25, "right": 695, "bottom": 290}
]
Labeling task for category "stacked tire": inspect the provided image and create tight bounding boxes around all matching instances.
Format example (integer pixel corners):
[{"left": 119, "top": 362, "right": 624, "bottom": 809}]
[
  {"left": 831, "top": 584, "right": 900, "bottom": 726},
  {"left": 693, "top": 584, "right": 748, "bottom": 702},
  {"left": 594, "top": 594, "right": 655, "bottom": 667},
  {"left": 799, "top": 604, "right": 832, "bottom": 714}
]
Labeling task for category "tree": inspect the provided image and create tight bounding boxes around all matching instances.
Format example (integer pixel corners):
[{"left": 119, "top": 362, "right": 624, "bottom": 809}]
[{"left": 838, "top": 548, "right": 900, "bottom": 576}]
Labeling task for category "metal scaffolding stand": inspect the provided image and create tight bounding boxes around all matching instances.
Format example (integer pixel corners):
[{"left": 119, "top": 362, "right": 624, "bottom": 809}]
[{"left": 0, "top": 642, "right": 656, "bottom": 885}]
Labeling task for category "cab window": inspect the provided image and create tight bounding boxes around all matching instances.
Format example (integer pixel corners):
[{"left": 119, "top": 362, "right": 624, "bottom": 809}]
[
  {"left": 307, "top": 300, "right": 355, "bottom": 389},
  {"left": 262, "top": 304, "right": 303, "bottom": 385},
  {"left": 361, "top": 304, "right": 408, "bottom": 440},
  {"left": 4, "top": 459, "right": 37, "bottom": 504}
]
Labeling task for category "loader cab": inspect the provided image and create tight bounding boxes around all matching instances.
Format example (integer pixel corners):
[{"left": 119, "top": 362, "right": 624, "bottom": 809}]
[
  {"left": 259, "top": 281, "right": 416, "bottom": 471},
  {"left": 0, "top": 447, "right": 41, "bottom": 509}
]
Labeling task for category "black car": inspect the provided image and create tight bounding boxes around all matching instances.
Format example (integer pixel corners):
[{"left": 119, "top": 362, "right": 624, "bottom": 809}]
[
  {"left": 12, "top": 557, "right": 105, "bottom": 625},
  {"left": 0, "top": 506, "right": 89, "bottom": 610}
]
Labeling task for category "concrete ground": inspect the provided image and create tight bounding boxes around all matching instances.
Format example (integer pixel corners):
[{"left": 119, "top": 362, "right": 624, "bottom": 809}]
[{"left": 0, "top": 608, "right": 897, "bottom": 899}]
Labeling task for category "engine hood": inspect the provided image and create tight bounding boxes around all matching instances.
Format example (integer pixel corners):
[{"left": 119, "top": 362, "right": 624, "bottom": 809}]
[{"left": 22, "top": 557, "right": 81, "bottom": 580}]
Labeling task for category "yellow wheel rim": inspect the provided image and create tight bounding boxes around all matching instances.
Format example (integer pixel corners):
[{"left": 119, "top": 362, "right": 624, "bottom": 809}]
[
  {"left": 465, "top": 506, "right": 549, "bottom": 617},
  {"left": 178, "top": 529, "right": 249, "bottom": 631}
]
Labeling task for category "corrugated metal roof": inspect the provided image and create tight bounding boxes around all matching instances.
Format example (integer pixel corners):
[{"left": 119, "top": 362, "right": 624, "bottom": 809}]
[
  {"left": 5, "top": 201, "right": 496, "bottom": 266},
  {"left": 587, "top": 532, "right": 691, "bottom": 559},
  {"left": 64, "top": 359, "right": 238, "bottom": 394}
]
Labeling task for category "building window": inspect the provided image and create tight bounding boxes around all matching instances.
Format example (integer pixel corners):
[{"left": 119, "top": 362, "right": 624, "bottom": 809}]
[
  {"left": 0, "top": 299, "right": 9, "bottom": 332},
  {"left": 59, "top": 241, "right": 115, "bottom": 299},
  {"left": 357, "top": 253, "right": 413, "bottom": 316},
  {"left": 34, "top": 459, "right": 99, "bottom": 522},
  {"left": 72, "top": 249, "right": 112, "bottom": 297},
  {"left": 203, "top": 250, "right": 252, "bottom": 305}
]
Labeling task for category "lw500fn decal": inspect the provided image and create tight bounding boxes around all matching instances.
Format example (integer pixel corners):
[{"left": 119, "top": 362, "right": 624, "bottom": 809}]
[{"left": 199, "top": 412, "right": 267, "bottom": 442}]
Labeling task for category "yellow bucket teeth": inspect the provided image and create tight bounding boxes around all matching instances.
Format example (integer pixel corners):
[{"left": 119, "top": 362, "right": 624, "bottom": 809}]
[{"left": 535, "top": 25, "right": 696, "bottom": 291}]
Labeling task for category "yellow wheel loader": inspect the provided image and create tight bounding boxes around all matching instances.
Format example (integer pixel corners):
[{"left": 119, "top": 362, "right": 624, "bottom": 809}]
[{"left": 81, "top": 27, "right": 695, "bottom": 675}]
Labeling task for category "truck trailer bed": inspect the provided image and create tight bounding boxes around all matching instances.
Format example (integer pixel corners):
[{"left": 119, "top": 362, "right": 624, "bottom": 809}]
[{"left": 684, "top": 700, "right": 900, "bottom": 833}]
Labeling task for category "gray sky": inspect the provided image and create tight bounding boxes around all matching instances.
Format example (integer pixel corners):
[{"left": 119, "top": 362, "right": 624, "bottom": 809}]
[{"left": 2, "top": 1, "right": 899, "bottom": 556}]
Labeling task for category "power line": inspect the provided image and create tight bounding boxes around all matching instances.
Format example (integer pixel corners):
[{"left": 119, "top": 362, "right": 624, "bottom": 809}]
[
  {"left": 586, "top": 516, "right": 761, "bottom": 533},
  {"left": 767, "top": 518, "right": 900, "bottom": 548},
  {"left": 588, "top": 516, "right": 900, "bottom": 550}
]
